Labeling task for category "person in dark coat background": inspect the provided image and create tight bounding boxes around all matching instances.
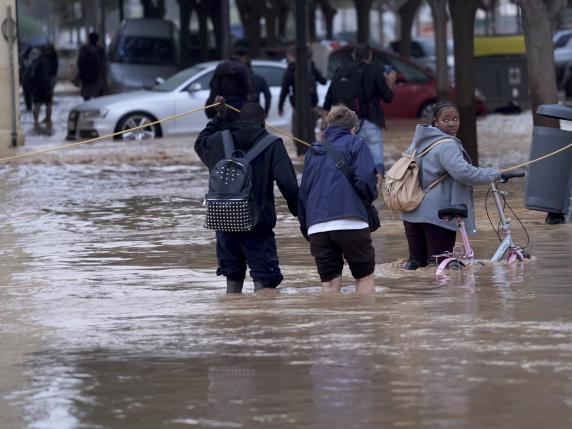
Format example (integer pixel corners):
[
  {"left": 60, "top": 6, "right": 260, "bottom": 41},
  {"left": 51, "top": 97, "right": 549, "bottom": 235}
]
[
  {"left": 30, "top": 44, "right": 57, "bottom": 131},
  {"left": 77, "top": 32, "right": 106, "bottom": 101},
  {"left": 21, "top": 45, "right": 41, "bottom": 112},
  {"left": 248, "top": 60, "right": 271, "bottom": 117},
  {"left": 323, "top": 43, "right": 396, "bottom": 176},
  {"left": 195, "top": 96, "right": 299, "bottom": 294},
  {"left": 278, "top": 45, "right": 327, "bottom": 157}
]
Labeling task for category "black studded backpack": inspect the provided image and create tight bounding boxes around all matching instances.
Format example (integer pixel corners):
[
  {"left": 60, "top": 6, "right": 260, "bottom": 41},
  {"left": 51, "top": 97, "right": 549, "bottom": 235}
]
[{"left": 203, "top": 130, "right": 279, "bottom": 232}]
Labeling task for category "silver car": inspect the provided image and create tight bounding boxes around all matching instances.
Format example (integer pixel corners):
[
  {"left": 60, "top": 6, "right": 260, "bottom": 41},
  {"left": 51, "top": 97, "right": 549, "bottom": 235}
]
[
  {"left": 66, "top": 60, "right": 301, "bottom": 141},
  {"left": 107, "top": 18, "right": 180, "bottom": 93}
]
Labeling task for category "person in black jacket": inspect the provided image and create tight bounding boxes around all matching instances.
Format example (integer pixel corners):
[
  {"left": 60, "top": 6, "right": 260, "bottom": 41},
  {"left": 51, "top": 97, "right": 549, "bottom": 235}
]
[
  {"left": 278, "top": 45, "right": 327, "bottom": 156},
  {"left": 195, "top": 97, "right": 299, "bottom": 294},
  {"left": 248, "top": 62, "right": 271, "bottom": 117},
  {"left": 77, "top": 32, "right": 106, "bottom": 101},
  {"left": 31, "top": 44, "right": 57, "bottom": 131},
  {"left": 323, "top": 43, "right": 396, "bottom": 176}
]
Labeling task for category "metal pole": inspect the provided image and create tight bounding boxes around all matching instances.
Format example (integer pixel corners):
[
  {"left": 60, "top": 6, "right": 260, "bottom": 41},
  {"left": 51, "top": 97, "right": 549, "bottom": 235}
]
[
  {"left": 2, "top": 6, "right": 18, "bottom": 147},
  {"left": 294, "top": 0, "right": 312, "bottom": 154},
  {"left": 220, "top": 0, "right": 231, "bottom": 59}
]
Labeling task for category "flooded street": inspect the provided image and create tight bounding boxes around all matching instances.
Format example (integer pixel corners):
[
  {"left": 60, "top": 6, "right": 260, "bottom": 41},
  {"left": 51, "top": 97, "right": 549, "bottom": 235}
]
[{"left": 1, "top": 110, "right": 572, "bottom": 428}]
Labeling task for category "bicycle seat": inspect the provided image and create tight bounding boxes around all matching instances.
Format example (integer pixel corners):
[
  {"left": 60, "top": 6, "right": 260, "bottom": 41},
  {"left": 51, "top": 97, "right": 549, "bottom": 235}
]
[{"left": 438, "top": 204, "right": 468, "bottom": 220}]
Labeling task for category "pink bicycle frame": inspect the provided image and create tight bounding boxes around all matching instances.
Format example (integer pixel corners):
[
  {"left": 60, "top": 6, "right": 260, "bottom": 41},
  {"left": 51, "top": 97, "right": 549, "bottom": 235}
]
[{"left": 435, "top": 217, "right": 475, "bottom": 275}]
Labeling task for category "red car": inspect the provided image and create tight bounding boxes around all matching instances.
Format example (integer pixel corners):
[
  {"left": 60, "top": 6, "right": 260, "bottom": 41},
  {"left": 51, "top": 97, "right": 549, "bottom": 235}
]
[{"left": 327, "top": 46, "right": 486, "bottom": 119}]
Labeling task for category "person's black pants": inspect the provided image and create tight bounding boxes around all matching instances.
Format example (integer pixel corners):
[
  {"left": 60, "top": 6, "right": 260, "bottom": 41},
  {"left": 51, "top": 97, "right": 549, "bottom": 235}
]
[
  {"left": 403, "top": 221, "right": 456, "bottom": 264},
  {"left": 216, "top": 227, "right": 283, "bottom": 288}
]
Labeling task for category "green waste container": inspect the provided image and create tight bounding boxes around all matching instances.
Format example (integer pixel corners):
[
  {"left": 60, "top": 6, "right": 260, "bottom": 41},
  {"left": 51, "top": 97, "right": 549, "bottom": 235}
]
[{"left": 524, "top": 105, "right": 572, "bottom": 220}]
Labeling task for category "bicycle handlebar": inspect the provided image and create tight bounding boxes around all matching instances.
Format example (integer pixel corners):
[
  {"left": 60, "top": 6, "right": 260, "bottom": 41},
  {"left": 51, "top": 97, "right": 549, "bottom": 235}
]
[{"left": 500, "top": 171, "right": 525, "bottom": 183}]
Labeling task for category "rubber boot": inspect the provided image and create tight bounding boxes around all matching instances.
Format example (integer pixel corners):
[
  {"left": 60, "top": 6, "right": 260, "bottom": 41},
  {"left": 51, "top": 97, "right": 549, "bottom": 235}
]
[
  {"left": 226, "top": 279, "right": 244, "bottom": 294},
  {"left": 404, "top": 259, "right": 428, "bottom": 271}
]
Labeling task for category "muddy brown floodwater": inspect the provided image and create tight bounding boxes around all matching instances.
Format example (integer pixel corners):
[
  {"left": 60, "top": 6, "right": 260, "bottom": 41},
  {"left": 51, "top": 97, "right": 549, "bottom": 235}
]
[{"left": 1, "top": 113, "right": 571, "bottom": 429}]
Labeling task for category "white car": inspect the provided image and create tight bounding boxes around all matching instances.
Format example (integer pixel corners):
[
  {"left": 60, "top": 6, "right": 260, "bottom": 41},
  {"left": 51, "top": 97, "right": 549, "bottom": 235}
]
[{"left": 67, "top": 60, "right": 307, "bottom": 141}]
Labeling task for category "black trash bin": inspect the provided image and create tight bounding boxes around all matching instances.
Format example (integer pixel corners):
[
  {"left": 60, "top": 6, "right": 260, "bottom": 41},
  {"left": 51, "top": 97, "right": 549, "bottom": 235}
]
[{"left": 524, "top": 105, "right": 572, "bottom": 220}]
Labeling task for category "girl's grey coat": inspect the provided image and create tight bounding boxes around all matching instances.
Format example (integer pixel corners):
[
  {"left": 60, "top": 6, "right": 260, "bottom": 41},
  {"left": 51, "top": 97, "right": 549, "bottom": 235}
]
[{"left": 400, "top": 125, "right": 500, "bottom": 234}]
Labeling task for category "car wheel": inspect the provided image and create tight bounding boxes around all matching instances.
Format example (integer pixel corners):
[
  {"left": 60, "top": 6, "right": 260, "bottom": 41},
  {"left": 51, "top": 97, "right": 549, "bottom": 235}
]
[
  {"left": 116, "top": 113, "right": 161, "bottom": 141},
  {"left": 418, "top": 101, "right": 437, "bottom": 120}
]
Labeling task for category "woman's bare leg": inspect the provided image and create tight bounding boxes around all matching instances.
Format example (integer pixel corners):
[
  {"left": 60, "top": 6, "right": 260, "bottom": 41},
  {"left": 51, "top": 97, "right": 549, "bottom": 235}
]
[
  {"left": 355, "top": 274, "right": 375, "bottom": 294},
  {"left": 321, "top": 275, "right": 342, "bottom": 293}
]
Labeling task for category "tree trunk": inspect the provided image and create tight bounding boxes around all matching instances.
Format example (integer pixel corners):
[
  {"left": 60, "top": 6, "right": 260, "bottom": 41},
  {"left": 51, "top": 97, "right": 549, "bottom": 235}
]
[
  {"left": 398, "top": 0, "right": 422, "bottom": 60},
  {"left": 265, "top": 4, "right": 278, "bottom": 45},
  {"left": 236, "top": 0, "right": 262, "bottom": 57},
  {"left": 197, "top": 3, "right": 210, "bottom": 61},
  {"left": 309, "top": 1, "right": 317, "bottom": 41},
  {"left": 520, "top": 0, "right": 566, "bottom": 128},
  {"left": 449, "top": 0, "right": 479, "bottom": 165},
  {"left": 374, "top": 1, "right": 385, "bottom": 47},
  {"left": 211, "top": 0, "right": 230, "bottom": 59},
  {"left": 353, "top": 0, "right": 373, "bottom": 44},
  {"left": 317, "top": 0, "right": 337, "bottom": 39},
  {"left": 178, "top": 0, "right": 192, "bottom": 67},
  {"left": 428, "top": 0, "right": 448, "bottom": 100},
  {"left": 277, "top": 1, "right": 290, "bottom": 39},
  {"left": 97, "top": 0, "right": 106, "bottom": 46}
]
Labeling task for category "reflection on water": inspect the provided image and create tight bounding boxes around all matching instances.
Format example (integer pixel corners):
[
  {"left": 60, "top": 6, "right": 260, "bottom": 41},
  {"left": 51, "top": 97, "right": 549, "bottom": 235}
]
[{"left": 1, "top": 122, "right": 572, "bottom": 428}]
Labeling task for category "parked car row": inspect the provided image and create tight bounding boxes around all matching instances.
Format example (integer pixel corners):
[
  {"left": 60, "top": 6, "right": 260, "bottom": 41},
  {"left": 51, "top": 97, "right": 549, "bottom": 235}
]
[{"left": 67, "top": 41, "right": 486, "bottom": 141}]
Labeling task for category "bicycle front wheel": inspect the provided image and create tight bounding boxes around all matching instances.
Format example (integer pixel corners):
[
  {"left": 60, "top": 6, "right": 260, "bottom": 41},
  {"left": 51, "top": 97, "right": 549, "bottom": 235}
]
[{"left": 444, "top": 260, "right": 466, "bottom": 270}]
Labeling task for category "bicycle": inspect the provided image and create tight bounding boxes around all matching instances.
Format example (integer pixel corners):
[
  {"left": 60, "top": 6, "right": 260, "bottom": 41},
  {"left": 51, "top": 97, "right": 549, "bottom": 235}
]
[{"left": 434, "top": 171, "right": 529, "bottom": 275}]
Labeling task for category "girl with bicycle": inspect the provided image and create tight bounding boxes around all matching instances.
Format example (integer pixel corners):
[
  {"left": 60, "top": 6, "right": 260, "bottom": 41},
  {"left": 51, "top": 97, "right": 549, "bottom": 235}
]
[{"left": 401, "top": 101, "right": 501, "bottom": 270}]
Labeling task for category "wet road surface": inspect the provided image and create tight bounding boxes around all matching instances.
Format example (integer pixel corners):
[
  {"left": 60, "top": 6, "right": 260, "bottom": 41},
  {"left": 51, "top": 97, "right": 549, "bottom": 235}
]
[{"left": 1, "top": 112, "right": 572, "bottom": 428}]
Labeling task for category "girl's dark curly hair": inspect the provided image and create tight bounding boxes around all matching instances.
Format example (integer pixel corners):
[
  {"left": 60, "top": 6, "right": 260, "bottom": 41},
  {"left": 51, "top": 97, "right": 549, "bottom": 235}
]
[{"left": 431, "top": 100, "right": 458, "bottom": 126}]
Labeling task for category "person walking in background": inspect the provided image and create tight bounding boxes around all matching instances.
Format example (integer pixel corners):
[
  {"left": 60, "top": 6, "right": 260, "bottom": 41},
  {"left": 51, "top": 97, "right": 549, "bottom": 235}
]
[
  {"left": 278, "top": 45, "right": 327, "bottom": 157},
  {"left": 298, "top": 105, "right": 378, "bottom": 294},
  {"left": 30, "top": 44, "right": 56, "bottom": 132},
  {"left": 195, "top": 97, "right": 299, "bottom": 294},
  {"left": 45, "top": 43, "right": 58, "bottom": 99},
  {"left": 77, "top": 32, "right": 106, "bottom": 101},
  {"left": 401, "top": 101, "right": 501, "bottom": 270},
  {"left": 323, "top": 43, "right": 396, "bottom": 177},
  {"left": 248, "top": 61, "right": 271, "bottom": 117},
  {"left": 205, "top": 46, "right": 252, "bottom": 121},
  {"left": 21, "top": 45, "right": 41, "bottom": 112}
]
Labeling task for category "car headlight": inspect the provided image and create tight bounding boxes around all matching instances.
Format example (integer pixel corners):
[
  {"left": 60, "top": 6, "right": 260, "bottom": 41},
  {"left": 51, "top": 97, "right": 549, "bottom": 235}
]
[{"left": 81, "top": 109, "right": 108, "bottom": 118}]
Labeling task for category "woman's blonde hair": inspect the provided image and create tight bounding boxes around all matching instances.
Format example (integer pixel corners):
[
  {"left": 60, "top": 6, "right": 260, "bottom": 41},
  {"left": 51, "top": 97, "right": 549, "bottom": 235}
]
[{"left": 326, "top": 104, "right": 359, "bottom": 130}]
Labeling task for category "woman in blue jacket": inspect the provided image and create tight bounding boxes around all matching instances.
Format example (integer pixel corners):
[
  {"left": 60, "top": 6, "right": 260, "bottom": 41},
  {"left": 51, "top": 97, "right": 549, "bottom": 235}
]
[{"left": 298, "top": 105, "right": 379, "bottom": 293}]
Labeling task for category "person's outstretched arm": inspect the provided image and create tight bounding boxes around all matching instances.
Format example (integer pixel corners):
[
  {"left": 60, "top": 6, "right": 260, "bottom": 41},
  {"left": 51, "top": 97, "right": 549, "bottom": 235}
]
[
  {"left": 437, "top": 142, "right": 501, "bottom": 185},
  {"left": 374, "top": 66, "right": 394, "bottom": 104}
]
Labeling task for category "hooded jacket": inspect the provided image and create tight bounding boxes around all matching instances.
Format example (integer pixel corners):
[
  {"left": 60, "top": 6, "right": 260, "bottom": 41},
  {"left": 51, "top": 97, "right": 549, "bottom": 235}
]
[
  {"left": 195, "top": 115, "right": 299, "bottom": 229},
  {"left": 400, "top": 124, "right": 501, "bottom": 234},
  {"left": 298, "top": 125, "right": 378, "bottom": 237},
  {"left": 205, "top": 57, "right": 251, "bottom": 119}
]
